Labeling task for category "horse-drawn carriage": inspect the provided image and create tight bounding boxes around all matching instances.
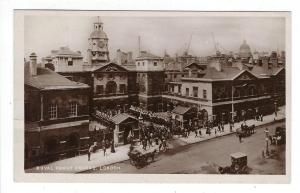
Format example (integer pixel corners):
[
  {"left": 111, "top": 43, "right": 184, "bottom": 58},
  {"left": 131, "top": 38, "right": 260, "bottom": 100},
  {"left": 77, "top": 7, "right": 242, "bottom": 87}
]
[
  {"left": 236, "top": 124, "right": 255, "bottom": 137},
  {"left": 218, "top": 152, "right": 250, "bottom": 174},
  {"left": 128, "top": 146, "right": 157, "bottom": 168},
  {"left": 269, "top": 126, "right": 286, "bottom": 145}
]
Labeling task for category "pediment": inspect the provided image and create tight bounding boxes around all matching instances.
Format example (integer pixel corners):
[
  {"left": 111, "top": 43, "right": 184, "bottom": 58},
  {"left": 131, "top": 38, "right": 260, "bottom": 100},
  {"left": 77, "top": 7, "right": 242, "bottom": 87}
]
[
  {"left": 94, "top": 62, "right": 128, "bottom": 72},
  {"left": 233, "top": 70, "right": 257, "bottom": 81}
]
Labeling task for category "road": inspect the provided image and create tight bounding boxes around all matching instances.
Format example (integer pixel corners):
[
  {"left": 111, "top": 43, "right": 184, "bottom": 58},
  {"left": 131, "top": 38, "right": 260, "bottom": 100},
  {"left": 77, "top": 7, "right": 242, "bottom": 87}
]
[{"left": 84, "top": 121, "right": 286, "bottom": 174}]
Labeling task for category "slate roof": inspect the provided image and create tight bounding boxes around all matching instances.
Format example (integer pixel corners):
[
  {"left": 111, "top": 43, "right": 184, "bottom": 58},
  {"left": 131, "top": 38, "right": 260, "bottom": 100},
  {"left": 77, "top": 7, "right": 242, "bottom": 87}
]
[
  {"left": 111, "top": 114, "right": 137, "bottom": 125},
  {"left": 25, "top": 65, "right": 89, "bottom": 90},
  {"left": 136, "top": 51, "right": 162, "bottom": 60},
  {"left": 172, "top": 106, "right": 191, "bottom": 115},
  {"left": 201, "top": 67, "right": 242, "bottom": 80},
  {"left": 45, "top": 46, "right": 82, "bottom": 59}
]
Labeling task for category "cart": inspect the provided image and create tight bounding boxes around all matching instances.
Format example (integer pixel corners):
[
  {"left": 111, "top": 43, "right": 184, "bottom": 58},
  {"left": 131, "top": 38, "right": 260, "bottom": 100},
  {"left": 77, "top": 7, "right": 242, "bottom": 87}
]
[
  {"left": 128, "top": 146, "right": 157, "bottom": 168},
  {"left": 218, "top": 152, "right": 250, "bottom": 174}
]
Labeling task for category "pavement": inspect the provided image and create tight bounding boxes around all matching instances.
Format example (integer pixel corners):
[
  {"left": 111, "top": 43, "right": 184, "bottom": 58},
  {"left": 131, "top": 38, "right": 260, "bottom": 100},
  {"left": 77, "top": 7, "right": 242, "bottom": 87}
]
[{"left": 26, "top": 106, "right": 285, "bottom": 173}]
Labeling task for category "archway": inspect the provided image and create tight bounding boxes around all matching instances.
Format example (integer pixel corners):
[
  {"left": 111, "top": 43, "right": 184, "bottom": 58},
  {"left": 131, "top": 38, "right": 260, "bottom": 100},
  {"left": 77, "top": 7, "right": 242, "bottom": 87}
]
[
  {"left": 67, "top": 133, "right": 80, "bottom": 149},
  {"left": 106, "top": 81, "right": 117, "bottom": 94},
  {"left": 45, "top": 137, "right": 59, "bottom": 153}
]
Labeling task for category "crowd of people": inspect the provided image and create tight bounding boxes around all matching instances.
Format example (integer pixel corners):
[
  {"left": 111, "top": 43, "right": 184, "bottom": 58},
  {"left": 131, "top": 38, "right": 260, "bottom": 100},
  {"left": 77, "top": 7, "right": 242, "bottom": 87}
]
[
  {"left": 138, "top": 123, "right": 172, "bottom": 152},
  {"left": 129, "top": 106, "right": 171, "bottom": 127}
]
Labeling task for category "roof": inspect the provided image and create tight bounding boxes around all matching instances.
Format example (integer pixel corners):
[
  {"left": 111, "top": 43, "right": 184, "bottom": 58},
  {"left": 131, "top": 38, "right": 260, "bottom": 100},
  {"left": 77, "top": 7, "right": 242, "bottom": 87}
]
[
  {"left": 111, "top": 114, "right": 137, "bottom": 124},
  {"left": 25, "top": 65, "right": 89, "bottom": 90},
  {"left": 45, "top": 46, "right": 83, "bottom": 59},
  {"left": 202, "top": 66, "right": 242, "bottom": 80},
  {"left": 89, "top": 30, "right": 108, "bottom": 39},
  {"left": 165, "top": 62, "right": 183, "bottom": 71},
  {"left": 230, "top": 152, "right": 247, "bottom": 159},
  {"left": 172, "top": 106, "right": 191, "bottom": 115},
  {"left": 136, "top": 51, "right": 161, "bottom": 60}
]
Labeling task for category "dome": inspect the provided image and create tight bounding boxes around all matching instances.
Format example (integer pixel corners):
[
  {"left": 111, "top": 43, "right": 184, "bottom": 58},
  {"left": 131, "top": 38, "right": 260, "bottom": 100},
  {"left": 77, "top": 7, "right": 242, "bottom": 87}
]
[
  {"left": 89, "top": 30, "right": 108, "bottom": 39},
  {"left": 239, "top": 40, "right": 252, "bottom": 58}
]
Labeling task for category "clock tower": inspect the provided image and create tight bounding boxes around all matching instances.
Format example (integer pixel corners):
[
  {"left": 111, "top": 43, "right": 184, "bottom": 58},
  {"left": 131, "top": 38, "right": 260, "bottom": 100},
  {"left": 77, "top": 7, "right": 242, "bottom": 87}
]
[{"left": 87, "top": 17, "right": 110, "bottom": 65}]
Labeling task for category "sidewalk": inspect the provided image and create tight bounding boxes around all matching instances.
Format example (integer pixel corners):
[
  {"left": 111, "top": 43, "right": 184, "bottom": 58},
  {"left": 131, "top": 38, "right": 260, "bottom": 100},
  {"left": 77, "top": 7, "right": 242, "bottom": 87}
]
[
  {"left": 178, "top": 106, "right": 285, "bottom": 144},
  {"left": 26, "top": 106, "right": 285, "bottom": 173}
]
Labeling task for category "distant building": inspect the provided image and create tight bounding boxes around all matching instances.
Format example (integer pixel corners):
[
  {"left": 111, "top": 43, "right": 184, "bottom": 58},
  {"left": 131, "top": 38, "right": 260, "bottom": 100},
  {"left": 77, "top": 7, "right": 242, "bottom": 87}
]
[
  {"left": 115, "top": 49, "right": 134, "bottom": 66},
  {"left": 135, "top": 51, "right": 165, "bottom": 111},
  {"left": 163, "top": 59, "right": 285, "bottom": 124},
  {"left": 239, "top": 40, "right": 252, "bottom": 59},
  {"left": 25, "top": 53, "right": 90, "bottom": 168},
  {"left": 42, "top": 46, "right": 84, "bottom": 72}
]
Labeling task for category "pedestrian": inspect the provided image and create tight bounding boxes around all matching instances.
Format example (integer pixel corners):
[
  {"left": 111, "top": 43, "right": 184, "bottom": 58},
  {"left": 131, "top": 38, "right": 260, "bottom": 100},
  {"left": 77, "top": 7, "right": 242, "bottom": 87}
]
[
  {"left": 264, "top": 128, "right": 269, "bottom": 138},
  {"left": 221, "top": 124, "right": 224, "bottom": 132},
  {"left": 214, "top": 128, "right": 217, "bottom": 135},
  {"left": 102, "top": 140, "right": 106, "bottom": 156},
  {"left": 239, "top": 134, "right": 242, "bottom": 143},
  {"left": 88, "top": 144, "right": 93, "bottom": 161},
  {"left": 194, "top": 129, "right": 198, "bottom": 138},
  {"left": 199, "top": 129, "right": 202, "bottom": 136}
]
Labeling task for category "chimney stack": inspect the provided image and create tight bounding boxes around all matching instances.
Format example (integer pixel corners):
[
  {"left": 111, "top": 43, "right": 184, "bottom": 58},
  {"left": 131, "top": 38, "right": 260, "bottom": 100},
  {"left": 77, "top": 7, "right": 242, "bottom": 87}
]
[
  {"left": 116, "top": 49, "right": 122, "bottom": 65},
  {"left": 29, "top": 52, "right": 37, "bottom": 76}
]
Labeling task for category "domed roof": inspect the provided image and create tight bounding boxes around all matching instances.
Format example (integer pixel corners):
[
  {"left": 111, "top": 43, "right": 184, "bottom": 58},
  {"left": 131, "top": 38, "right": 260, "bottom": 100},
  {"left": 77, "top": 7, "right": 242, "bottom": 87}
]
[
  {"left": 239, "top": 40, "right": 251, "bottom": 58},
  {"left": 89, "top": 30, "right": 108, "bottom": 39}
]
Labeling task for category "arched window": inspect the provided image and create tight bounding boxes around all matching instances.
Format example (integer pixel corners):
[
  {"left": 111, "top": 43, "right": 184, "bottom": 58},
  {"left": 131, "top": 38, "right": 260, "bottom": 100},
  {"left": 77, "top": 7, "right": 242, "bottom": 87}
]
[{"left": 106, "top": 81, "right": 117, "bottom": 94}]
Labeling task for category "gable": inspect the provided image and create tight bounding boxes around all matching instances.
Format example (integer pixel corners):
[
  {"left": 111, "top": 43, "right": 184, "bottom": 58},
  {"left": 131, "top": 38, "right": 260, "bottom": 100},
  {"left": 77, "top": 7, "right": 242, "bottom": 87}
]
[
  {"left": 94, "top": 62, "right": 128, "bottom": 73},
  {"left": 233, "top": 70, "right": 258, "bottom": 81}
]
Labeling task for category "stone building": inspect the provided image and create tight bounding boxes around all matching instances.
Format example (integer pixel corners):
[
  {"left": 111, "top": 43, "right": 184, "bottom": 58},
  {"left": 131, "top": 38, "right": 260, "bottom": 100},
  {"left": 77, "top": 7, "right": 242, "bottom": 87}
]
[
  {"left": 25, "top": 53, "right": 90, "bottom": 168},
  {"left": 135, "top": 51, "right": 165, "bottom": 112}
]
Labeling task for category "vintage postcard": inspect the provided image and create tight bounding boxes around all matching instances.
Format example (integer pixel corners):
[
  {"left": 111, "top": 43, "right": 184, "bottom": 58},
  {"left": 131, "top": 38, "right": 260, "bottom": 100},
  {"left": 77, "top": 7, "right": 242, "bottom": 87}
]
[{"left": 14, "top": 10, "right": 291, "bottom": 183}]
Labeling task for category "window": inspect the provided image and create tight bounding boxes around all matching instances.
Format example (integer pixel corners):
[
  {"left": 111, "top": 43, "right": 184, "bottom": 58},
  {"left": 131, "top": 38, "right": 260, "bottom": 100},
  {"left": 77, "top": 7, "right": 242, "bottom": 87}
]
[
  {"left": 203, "top": 89, "right": 207, "bottom": 99},
  {"left": 68, "top": 102, "right": 77, "bottom": 117},
  {"left": 120, "top": 84, "right": 126, "bottom": 93},
  {"left": 68, "top": 58, "right": 73, "bottom": 66},
  {"left": 96, "top": 85, "right": 104, "bottom": 94},
  {"left": 174, "top": 74, "right": 177, "bottom": 78},
  {"left": 154, "top": 62, "right": 157, "bottom": 66},
  {"left": 193, "top": 87, "right": 198, "bottom": 97},
  {"left": 48, "top": 104, "right": 57, "bottom": 120},
  {"left": 142, "top": 62, "right": 145, "bottom": 66},
  {"left": 137, "top": 62, "right": 140, "bottom": 66},
  {"left": 186, "top": 88, "right": 189, "bottom": 96},
  {"left": 182, "top": 74, "right": 185, "bottom": 77},
  {"left": 178, "top": 85, "right": 182, "bottom": 93}
]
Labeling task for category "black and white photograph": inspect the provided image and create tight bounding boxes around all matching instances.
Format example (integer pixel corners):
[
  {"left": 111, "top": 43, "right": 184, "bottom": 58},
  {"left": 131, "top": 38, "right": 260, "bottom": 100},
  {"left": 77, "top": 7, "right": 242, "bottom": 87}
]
[{"left": 13, "top": 10, "right": 290, "bottom": 182}]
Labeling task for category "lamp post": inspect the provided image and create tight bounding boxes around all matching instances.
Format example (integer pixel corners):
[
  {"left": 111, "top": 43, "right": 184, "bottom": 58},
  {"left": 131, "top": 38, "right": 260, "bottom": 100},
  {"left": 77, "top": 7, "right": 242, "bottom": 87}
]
[
  {"left": 265, "top": 137, "right": 269, "bottom": 156},
  {"left": 274, "top": 101, "right": 278, "bottom": 118},
  {"left": 110, "top": 126, "right": 115, "bottom": 153}
]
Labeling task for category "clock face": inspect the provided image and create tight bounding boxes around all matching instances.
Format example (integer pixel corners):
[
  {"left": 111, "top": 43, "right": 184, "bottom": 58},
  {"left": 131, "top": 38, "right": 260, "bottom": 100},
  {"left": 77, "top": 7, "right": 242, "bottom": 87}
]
[{"left": 98, "top": 41, "right": 105, "bottom": 48}]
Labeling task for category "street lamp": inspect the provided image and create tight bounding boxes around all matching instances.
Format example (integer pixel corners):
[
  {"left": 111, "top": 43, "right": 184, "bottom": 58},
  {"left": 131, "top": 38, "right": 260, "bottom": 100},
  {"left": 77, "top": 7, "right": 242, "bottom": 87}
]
[
  {"left": 110, "top": 126, "right": 115, "bottom": 153},
  {"left": 274, "top": 101, "right": 278, "bottom": 118},
  {"left": 265, "top": 137, "right": 269, "bottom": 156}
]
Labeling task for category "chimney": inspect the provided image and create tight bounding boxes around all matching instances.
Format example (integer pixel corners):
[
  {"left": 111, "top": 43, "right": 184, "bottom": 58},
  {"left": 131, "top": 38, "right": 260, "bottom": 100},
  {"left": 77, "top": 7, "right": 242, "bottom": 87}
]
[
  {"left": 127, "top": 51, "right": 133, "bottom": 63},
  {"left": 29, "top": 52, "right": 37, "bottom": 76},
  {"left": 209, "top": 60, "right": 222, "bottom": 72},
  {"left": 116, "top": 49, "right": 122, "bottom": 65}
]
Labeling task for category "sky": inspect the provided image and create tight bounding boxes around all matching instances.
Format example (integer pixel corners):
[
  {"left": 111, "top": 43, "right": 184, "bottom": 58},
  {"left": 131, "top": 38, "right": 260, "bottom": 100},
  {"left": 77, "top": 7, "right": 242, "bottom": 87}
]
[{"left": 24, "top": 15, "right": 286, "bottom": 62}]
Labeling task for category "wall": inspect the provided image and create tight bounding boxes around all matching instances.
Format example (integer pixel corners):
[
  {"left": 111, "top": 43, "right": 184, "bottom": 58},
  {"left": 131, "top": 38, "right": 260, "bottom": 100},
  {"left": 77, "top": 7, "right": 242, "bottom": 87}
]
[
  {"left": 93, "top": 72, "right": 128, "bottom": 95},
  {"left": 136, "top": 59, "right": 164, "bottom": 71},
  {"left": 53, "top": 57, "right": 84, "bottom": 72}
]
